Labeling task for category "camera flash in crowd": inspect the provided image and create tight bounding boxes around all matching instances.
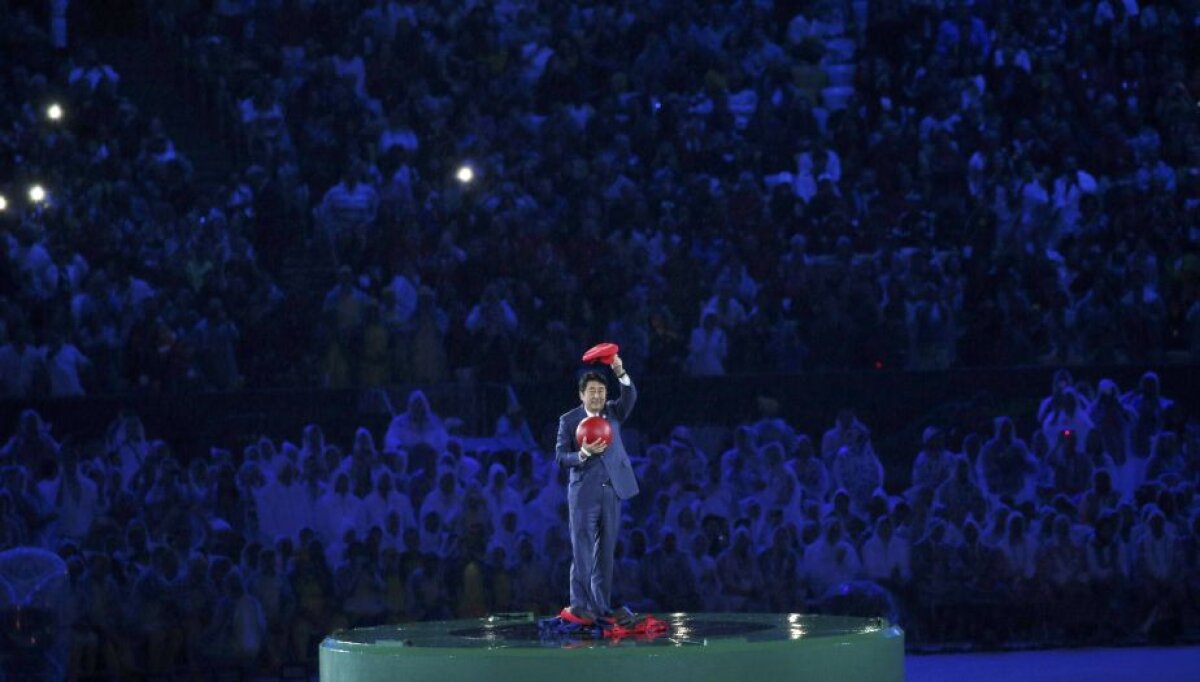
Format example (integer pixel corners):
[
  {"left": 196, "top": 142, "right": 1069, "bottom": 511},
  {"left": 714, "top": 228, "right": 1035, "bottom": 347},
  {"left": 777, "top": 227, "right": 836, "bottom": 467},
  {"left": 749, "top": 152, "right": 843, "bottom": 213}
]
[
  {"left": 28, "top": 184, "right": 47, "bottom": 203},
  {"left": 455, "top": 165, "right": 475, "bottom": 184},
  {"left": 47, "top": 103, "right": 64, "bottom": 121}
]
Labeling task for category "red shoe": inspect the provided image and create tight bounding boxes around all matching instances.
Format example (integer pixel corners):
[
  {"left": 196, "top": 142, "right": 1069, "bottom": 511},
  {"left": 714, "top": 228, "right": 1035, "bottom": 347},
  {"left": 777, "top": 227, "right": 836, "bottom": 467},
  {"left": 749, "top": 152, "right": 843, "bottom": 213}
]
[{"left": 559, "top": 606, "right": 596, "bottom": 626}]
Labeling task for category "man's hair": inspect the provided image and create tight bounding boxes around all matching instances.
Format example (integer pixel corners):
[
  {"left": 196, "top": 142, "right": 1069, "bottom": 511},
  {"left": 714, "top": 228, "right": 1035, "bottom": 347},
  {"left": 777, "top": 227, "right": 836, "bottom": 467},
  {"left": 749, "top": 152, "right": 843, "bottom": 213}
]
[{"left": 578, "top": 371, "right": 607, "bottom": 394}]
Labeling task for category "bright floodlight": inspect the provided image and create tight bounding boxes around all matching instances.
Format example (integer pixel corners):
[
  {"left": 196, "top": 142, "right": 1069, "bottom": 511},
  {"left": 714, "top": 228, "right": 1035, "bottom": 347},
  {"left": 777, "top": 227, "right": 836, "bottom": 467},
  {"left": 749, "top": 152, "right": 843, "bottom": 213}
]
[
  {"left": 47, "top": 103, "right": 63, "bottom": 121},
  {"left": 28, "top": 185, "right": 47, "bottom": 203},
  {"left": 0, "top": 195, "right": 7, "bottom": 211},
  {"left": 455, "top": 165, "right": 474, "bottom": 183}
]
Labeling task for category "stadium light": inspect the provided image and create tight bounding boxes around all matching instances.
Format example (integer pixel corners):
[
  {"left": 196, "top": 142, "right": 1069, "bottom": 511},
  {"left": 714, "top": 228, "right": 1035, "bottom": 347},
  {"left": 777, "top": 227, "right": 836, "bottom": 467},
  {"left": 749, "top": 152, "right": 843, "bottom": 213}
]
[
  {"left": 0, "top": 194, "right": 7, "bottom": 211},
  {"left": 455, "top": 165, "right": 475, "bottom": 184},
  {"left": 28, "top": 185, "right": 47, "bottom": 203},
  {"left": 46, "top": 103, "right": 64, "bottom": 121}
]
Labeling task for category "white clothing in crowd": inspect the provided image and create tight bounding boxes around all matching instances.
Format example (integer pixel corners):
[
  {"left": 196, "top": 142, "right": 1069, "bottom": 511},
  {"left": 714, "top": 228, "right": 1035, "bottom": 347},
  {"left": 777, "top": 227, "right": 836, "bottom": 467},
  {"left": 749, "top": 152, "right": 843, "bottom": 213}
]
[
  {"left": 69, "top": 64, "right": 119, "bottom": 92},
  {"left": 255, "top": 475, "right": 312, "bottom": 541},
  {"left": 47, "top": 343, "right": 90, "bottom": 397},
  {"left": 806, "top": 535, "right": 861, "bottom": 595},
  {"left": 364, "top": 488, "right": 417, "bottom": 535},
  {"left": 37, "top": 471, "right": 99, "bottom": 541},
  {"left": 686, "top": 323, "right": 727, "bottom": 376},
  {"left": 860, "top": 528, "right": 911, "bottom": 582}
]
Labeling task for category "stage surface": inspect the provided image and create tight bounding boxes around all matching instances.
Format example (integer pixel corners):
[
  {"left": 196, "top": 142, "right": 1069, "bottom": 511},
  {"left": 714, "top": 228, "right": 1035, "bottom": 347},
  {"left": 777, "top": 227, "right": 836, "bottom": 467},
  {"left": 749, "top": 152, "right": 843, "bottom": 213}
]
[{"left": 320, "top": 612, "right": 904, "bottom": 681}]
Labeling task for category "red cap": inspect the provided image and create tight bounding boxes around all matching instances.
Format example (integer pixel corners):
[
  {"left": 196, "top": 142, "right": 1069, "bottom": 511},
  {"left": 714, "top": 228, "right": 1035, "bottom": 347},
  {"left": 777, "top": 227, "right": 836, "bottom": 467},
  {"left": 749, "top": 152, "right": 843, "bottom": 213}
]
[{"left": 581, "top": 342, "right": 620, "bottom": 365}]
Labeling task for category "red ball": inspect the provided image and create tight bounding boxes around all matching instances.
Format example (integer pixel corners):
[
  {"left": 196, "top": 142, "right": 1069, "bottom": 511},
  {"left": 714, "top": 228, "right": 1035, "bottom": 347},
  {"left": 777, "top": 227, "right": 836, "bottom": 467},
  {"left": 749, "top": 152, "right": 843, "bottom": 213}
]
[{"left": 575, "top": 416, "right": 613, "bottom": 451}]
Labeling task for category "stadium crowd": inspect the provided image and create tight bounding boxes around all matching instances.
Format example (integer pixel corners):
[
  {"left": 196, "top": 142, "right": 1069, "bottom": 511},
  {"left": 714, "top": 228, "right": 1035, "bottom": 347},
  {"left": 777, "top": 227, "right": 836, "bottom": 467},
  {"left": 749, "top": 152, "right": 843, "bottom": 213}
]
[
  {"left": 1, "top": 5, "right": 296, "bottom": 399},
  {"left": 1, "top": 0, "right": 1199, "bottom": 676},
  {"left": 2, "top": 0, "right": 1199, "bottom": 400},
  {"left": 0, "top": 369, "right": 1197, "bottom": 677},
  {"left": 163, "top": 0, "right": 1200, "bottom": 379}
]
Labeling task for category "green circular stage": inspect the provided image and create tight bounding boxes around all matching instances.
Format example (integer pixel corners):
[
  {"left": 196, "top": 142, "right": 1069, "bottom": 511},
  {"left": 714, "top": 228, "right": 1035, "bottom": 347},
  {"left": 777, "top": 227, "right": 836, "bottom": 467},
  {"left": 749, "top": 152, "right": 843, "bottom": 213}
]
[{"left": 320, "top": 613, "right": 904, "bottom": 682}]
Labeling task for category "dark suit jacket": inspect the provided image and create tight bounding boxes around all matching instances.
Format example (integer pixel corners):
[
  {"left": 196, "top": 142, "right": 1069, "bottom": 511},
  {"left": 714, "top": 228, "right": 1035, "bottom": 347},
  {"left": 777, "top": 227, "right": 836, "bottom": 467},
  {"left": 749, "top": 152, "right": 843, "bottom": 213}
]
[{"left": 555, "top": 379, "right": 640, "bottom": 500}]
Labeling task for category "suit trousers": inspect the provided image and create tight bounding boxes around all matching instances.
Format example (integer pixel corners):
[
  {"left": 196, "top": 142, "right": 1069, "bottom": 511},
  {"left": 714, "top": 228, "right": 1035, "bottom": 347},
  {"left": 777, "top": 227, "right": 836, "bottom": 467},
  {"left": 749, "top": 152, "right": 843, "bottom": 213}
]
[{"left": 568, "top": 477, "right": 619, "bottom": 615}]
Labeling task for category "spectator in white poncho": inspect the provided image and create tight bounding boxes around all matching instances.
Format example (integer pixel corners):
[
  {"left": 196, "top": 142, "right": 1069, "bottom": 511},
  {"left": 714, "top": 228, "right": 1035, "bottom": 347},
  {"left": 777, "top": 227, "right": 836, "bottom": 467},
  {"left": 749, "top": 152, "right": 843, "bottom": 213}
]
[
  {"left": 860, "top": 515, "right": 911, "bottom": 584},
  {"left": 483, "top": 463, "right": 522, "bottom": 521},
  {"left": 831, "top": 440, "right": 884, "bottom": 514},
  {"left": 911, "top": 426, "right": 956, "bottom": 492},
  {"left": 317, "top": 474, "right": 362, "bottom": 545},
  {"left": 207, "top": 569, "right": 267, "bottom": 665},
  {"left": 788, "top": 435, "right": 830, "bottom": 503},
  {"left": 806, "top": 517, "right": 861, "bottom": 596},
  {"left": 364, "top": 471, "right": 415, "bottom": 536},
  {"left": 36, "top": 444, "right": 99, "bottom": 542},
  {"left": 821, "top": 409, "right": 870, "bottom": 463},
  {"left": 977, "top": 416, "right": 1037, "bottom": 502},
  {"left": 418, "top": 470, "right": 463, "bottom": 532},
  {"left": 1042, "top": 391, "right": 1094, "bottom": 452},
  {"left": 384, "top": 390, "right": 449, "bottom": 454},
  {"left": 256, "top": 461, "right": 310, "bottom": 541}
]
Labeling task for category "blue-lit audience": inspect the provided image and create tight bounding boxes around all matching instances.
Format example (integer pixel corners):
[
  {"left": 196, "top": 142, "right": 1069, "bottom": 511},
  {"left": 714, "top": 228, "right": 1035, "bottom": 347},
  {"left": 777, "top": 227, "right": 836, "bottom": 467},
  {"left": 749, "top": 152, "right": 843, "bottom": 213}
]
[
  {"left": 0, "top": 0, "right": 1198, "bottom": 676},
  {"left": 1, "top": 11, "right": 289, "bottom": 398},
  {"left": 3, "top": 0, "right": 1199, "bottom": 398},
  {"left": 1, "top": 373, "right": 1196, "bottom": 675}
]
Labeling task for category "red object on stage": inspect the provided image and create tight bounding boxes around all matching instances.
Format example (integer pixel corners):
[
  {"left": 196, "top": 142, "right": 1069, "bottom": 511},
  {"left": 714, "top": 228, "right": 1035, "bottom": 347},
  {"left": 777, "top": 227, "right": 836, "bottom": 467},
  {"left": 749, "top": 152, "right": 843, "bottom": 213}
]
[
  {"left": 602, "top": 615, "right": 669, "bottom": 641},
  {"left": 575, "top": 416, "right": 613, "bottom": 450},
  {"left": 581, "top": 342, "right": 620, "bottom": 365}
]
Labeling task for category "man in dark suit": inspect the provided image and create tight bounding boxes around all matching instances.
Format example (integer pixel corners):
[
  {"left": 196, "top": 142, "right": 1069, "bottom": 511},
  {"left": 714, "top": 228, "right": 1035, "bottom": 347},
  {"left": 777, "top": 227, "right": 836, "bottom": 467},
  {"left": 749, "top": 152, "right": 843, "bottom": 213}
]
[{"left": 556, "top": 354, "right": 639, "bottom": 624}]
